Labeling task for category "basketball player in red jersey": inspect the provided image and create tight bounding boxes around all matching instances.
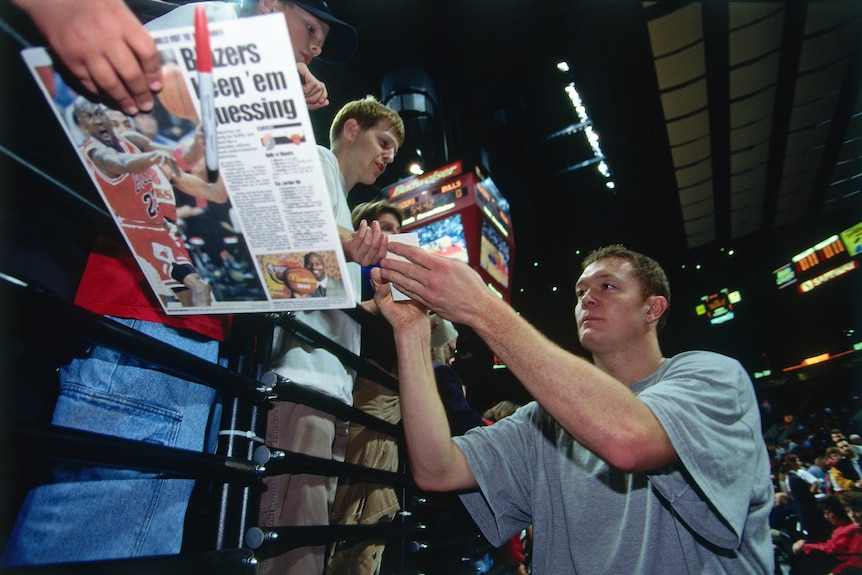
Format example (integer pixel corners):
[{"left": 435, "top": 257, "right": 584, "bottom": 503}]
[{"left": 74, "top": 95, "right": 225, "bottom": 307}]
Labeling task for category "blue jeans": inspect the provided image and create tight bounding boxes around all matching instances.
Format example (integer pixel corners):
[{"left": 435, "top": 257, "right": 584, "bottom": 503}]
[{"left": 1, "top": 318, "right": 221, "bottom": 565}]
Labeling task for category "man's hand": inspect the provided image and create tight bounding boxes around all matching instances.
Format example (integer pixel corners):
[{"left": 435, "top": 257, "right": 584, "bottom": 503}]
[
  {"left": 370, "top": 267, "right": 430, "bottom": 333},
  {"left": 341, "top": 220, "right": 388, "bottom": 267},
  {"left": 177, "top": 272, "right": 212, "bottom": 307},
  {"left": 14, "top": 0, "right": 162, "bottom": 115},
  {"left": 378, "top": 242, "right": 491, "bottom": 325},
  {"left": 296, "top": 62, "right": 329, "bottom": 110},
  {"left": 177, "top": 124, "right": 205, "bottom": 169}
]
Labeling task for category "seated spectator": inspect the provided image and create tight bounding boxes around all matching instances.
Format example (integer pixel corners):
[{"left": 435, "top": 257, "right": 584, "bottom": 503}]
[
  {"left": 827, "top": 446, "right": 845, "bottom": 494},
  {"left": 785, "top": 454, "right": 833, "bottom": 541},
  {"left": 772, "top": 491, "right": 800, "bottom": 566},
  {"left": 809, "top": 455, "right": 829, "bottom": 492},
  {"left": 834, "top": 439, "right": 862, "bottom": 492},
  {"left": 772, "top": 491, "right": 799, "bottom": 537},
  {"left": 792, "top": 492, "right": 862, "bottom": 575},
  {"left": 832, "top": 429, "right": 862, "bottom": 456},
  {"left": 429, "top": 315, "right": 485, "bottom": 435}
]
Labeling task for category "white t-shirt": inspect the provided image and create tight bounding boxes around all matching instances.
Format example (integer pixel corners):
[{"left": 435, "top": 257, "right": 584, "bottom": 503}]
[{"left": 269, "top": 147, "right": 361, "bottom": 405}]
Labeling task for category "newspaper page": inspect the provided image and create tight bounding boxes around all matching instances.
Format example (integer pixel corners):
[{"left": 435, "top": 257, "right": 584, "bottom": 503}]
[{"left": 20, "top": 13, "right": 355, "bottom": 314}]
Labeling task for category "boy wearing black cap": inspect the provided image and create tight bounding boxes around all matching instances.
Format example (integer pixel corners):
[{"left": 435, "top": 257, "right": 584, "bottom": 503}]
[
  {"left": 150, "top": 0, "right": 359, "bottom": 111},
  {"left": 251, "top": 0, "right": 357, "bottom": 110}
]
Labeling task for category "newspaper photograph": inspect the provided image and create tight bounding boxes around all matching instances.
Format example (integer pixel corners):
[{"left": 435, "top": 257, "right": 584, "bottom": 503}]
[{"left": 21, "top": 12, "right": 354, "bottom": 315}]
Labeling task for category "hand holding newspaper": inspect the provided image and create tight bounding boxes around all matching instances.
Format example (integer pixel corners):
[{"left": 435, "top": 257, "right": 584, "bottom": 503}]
[{"left": 22, "top": 13, "right": 354, "bottom": 315}]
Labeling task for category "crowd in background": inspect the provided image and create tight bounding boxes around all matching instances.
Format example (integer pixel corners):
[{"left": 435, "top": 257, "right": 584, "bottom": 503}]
[{"left": 764, "top": 391, "right": 862, "bottom": 575}]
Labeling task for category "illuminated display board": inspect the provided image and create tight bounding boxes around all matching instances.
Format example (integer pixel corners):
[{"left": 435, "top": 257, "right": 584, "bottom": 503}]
[
  {"left": 773, "top": 263, "right": 795, "bottom": 289},
  {"left": 388, "top": 163, "right": 512, "bottom": 239},
  {"left": 412, "top": 213, "right": 470, "bottom": 263},
  {"left": 480, "top": 218, "right": 510, "bottom": 287},
  {"left": 798, "top": 260, "right": 858, "bottom": 293},
  {"left": 792, "top": 235, "right": 846, "bottom": 273},
  {"left": 395, "top": 178, "right": 470, "bottom": 226},
  {"left": 841, "top": 220, "right": 862, "bottom": 256},
  {"left": 385, "top": 161, "right": 516, "bottom": 301},
  {"left": 695, "top": 288, "right": 741, "bottom": 325},
  {"left": 773, "top": 222, "right": 861, "bottom": 291},
  {"left": 475, "top": 176, "right": 512, "bottom": 239},
  {"left": 387, "top": 161, "right": 463, "bottom": 200}
]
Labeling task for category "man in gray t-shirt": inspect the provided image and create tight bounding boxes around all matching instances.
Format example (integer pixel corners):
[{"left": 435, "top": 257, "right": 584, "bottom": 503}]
[{"left": 371, "top": 244, "right": 774, "bottom": 574}]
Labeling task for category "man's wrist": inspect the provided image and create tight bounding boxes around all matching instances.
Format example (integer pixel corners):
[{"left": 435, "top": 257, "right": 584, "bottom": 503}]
[{"left": 172, "top": 263, "right": 199, "bottom": 284}]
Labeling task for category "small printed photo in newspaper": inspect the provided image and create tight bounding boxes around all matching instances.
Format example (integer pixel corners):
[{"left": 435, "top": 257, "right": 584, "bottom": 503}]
[
  {"left": 259, "top": 250, "right": 350, "bottom": 301},
  {"left": 261, "top": 124, "right": 307, "bottom": 150}
]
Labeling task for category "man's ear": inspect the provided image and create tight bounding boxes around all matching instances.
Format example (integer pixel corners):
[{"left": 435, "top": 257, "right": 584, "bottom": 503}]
[
  {"left": 342, "top": 118, "right": 360, "bottom": 143},
  {"left": 645, "top": 295, "right": 668, "bottom": 325}
]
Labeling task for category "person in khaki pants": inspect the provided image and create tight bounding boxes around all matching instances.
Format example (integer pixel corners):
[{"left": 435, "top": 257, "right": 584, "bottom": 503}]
[{"left": 328, "top": 200, "right": 405, "bottom": 575}]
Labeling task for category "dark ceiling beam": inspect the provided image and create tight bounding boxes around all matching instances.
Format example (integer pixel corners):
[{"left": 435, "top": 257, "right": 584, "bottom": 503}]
[
  {"left": 643, "top": 0, "right": 692, "bottom": 21},
  {"left": 760, "top": 0, "right": 807, "bottom": 231},
  {"left": 806, "top": 12, "right": 862, "bottom": 217},
  {"left": 701, "top": 1, "right": 731, "bottom": 244},
  {"left": 573, "top": 1, "right": 688, "bottom": 260}
]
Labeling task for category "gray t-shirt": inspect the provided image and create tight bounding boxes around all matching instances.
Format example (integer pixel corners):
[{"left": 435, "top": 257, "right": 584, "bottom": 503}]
[{"left": 453, "top": 350, "right": 774, "bottom": 574}]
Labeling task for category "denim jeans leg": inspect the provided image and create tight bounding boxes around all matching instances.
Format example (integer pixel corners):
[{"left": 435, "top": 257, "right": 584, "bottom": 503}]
[{"left": 1, "top": 318, "right": 220, "bottom": 565}]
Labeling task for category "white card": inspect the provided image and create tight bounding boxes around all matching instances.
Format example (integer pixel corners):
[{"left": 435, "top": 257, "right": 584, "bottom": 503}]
[{"left": 386, "top": 233, "right": 419, "bottom": 301}]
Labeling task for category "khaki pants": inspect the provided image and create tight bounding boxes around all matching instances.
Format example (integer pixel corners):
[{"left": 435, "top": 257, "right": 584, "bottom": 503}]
[
  {"left": 326, "top": 378, "right": 401, "bottom": 575},
  {"left": 258, "top": 402, "right": 348, "bottom": 575}
]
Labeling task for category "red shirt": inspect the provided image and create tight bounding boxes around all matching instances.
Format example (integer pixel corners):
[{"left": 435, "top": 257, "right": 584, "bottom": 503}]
[
  {"left": 802, "top": 523, "right": 862, "bottom": 574},
  {"left": 75, "top": 240, "right": 230, "bottom": 342}
]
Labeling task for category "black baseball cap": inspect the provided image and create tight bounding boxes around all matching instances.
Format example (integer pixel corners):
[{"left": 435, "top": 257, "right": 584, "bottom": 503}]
[{"left": 293, "top": 0, "right": 357, "bottom": 63}]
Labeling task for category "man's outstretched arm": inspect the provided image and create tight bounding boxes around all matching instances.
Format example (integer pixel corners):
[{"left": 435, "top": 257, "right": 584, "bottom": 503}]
[
  {"left": 371, "top": 272, "right": 478, "bottom": 492},
  {"left": 379, "top": 243, "right": 677, "bottom": 472}
]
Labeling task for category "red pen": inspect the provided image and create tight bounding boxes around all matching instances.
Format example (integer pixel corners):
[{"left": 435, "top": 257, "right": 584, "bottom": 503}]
[{"left": 194, "top": 5, "right": 218, "bottom": 184}]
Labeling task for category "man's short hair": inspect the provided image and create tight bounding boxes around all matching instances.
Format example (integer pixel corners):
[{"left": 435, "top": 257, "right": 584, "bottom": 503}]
[
  {"left": 581, "top": 245, "right": 671, "bottom": 332},
  {"left": 783, "top": 453, "right": 801, "bottom": 469},
  {"left": 483, "top": 400, "right": 521, "bottom": 423},
  {"left": 329, "top": 95, "right": 405, "bottom": 147},
  {"left": 304, "top": 251, "right": 322, "bottom": 268},
  {"left": 350, "top": 199, "right": 404, "bottom": 231},
  {"left": 72, "top": 96, "right": 102, "bottom": 123}
]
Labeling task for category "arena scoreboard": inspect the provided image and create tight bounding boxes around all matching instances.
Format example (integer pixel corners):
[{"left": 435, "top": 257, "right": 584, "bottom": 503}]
[
  {"left": 773, "top": 220, "right": 861, "bottom": 293},
  {"left": 384, "top": 161, "right": 515, "bottom": 301}
]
